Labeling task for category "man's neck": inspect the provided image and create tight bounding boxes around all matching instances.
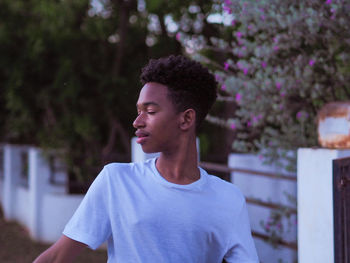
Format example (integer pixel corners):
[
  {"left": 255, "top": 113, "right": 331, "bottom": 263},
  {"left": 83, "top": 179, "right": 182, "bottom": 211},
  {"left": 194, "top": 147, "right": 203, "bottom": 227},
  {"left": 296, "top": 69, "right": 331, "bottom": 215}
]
[{"left": 155, "top": 137, "right": 200, "bottom": 185}]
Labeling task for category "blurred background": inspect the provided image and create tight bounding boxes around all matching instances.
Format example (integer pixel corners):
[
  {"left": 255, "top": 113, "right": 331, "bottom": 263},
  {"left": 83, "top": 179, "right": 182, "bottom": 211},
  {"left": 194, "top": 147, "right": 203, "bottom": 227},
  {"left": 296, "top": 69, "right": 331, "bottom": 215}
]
[{"left": 0, "top": 0, "right": 349, "bottom": 262}]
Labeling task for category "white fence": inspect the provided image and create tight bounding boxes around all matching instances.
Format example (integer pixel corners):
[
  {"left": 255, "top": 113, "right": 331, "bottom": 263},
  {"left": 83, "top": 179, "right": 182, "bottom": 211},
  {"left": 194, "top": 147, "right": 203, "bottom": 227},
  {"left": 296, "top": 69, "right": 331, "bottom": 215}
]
[
  {"left": 0, "top": 142, "right": 298, "bottom": 261},
  {"left": 0, "top": 144, "right": 83, "bottom": 243},
  {"left": 228, "top": 153, "right": 297, "bottom": 263},
  {"left": 1, "top": 142, "right": 345, "bottom": 263},
  {"left": 0, "top": 140, "right": 163, "bottom": 244}
]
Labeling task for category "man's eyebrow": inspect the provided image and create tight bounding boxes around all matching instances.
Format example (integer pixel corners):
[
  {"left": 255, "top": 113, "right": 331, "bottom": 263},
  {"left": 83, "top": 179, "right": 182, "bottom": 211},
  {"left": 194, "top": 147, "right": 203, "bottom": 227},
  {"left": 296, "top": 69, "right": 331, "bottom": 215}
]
[{"left": 136, "top": 102, "right": 160, "bottom": 108}]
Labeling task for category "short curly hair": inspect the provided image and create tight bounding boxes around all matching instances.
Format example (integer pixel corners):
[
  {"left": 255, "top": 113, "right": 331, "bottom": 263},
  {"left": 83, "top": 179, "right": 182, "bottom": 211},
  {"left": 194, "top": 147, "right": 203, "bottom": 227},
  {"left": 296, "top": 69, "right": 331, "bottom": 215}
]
[{"left": 140, "top": 55, "right": 217, "bottom": 132}]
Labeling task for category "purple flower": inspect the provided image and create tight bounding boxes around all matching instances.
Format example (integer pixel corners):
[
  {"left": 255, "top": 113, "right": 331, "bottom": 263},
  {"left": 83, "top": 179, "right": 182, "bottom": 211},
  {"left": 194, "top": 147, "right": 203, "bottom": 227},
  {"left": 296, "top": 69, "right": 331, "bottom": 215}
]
[
  {"left": 309, "top": 59, "right": 315, "bottom": 66},
  {"left": 215, "top": 74, "right": 222, "bottom": 82},
  {"left": 223, "top": 5, "right": 232, "bottom": 14},
  {"left": 273, "top": 46, "right": 279, "bottom": 51},
  {"left": 236, "top": 31, "right": 243, "bottom": 38},
  {"left": 225, "top": 0, "right": 232, "bottom": 5},
  {"left": 221, "top": 84, "right": 226, "bottom": 91},
  {"left": 261, "top": 61, "right": 267, "bottom": 68},
  {"left": 247, "top": 121, "right": 252, "bottom": 127},
  {"left": 280, "top": 92, "right": 286, "bottom": 97},
  {"left": 176, "top": 33, "right": 181, "bottom": 41},
  {"left": 260, "top": 15, "right": 266, "bottom": 21},
  {"left": 276, "top": 82, "right": 282, "bottom": 90},
  {"left": 296, "top": 111, "right": 309, "bottom": 120},
  {"left": 325, "top": 0, "right": 332, "bottom": 4},
  {"left": 248, "top": 25, "right": 253, "bottom": 30},
  {"left": 231, "top": 19, "right": 236, "bottom": 26},
  {"left": 224, "top": 62, "right": 230, "bottom": 71},
  {"left": 243, "top": 68, "right": 249, "bottom": 75},
  {"left": 230, "top": 123, "right": 236, "bottom": 130},
  {"left": 235, "top": 93, "right": 242, "bottom": 102}
]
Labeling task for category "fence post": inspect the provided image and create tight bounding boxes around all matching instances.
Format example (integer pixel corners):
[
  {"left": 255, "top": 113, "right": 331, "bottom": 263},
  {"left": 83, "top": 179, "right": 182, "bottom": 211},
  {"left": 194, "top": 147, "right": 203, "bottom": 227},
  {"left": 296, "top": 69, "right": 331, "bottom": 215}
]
[
  {"left": 3, "top": 145, "right": 21, "bottom": 220},
  {"left": 28, "top": 147, "right": 50, "bottom": 241},
  {"left": 297, "top": 148, "right": 350, "bottom": 263}
]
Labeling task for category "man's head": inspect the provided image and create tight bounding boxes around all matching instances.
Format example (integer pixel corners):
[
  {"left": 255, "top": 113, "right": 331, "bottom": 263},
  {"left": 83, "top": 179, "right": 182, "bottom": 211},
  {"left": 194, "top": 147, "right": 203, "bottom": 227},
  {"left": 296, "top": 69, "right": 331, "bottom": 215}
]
[{"left": 140, "top": 55, "right": 217, "bottom": 132}]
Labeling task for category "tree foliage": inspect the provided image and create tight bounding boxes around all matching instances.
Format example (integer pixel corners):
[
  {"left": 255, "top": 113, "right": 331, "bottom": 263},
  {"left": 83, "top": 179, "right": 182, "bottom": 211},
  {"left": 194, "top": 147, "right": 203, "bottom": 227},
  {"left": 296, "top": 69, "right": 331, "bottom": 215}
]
[
  {"left": 180, "top": 0, "right": 350, "bottom": 170},
  {"left": 0, "top": 0, "right": 187, "bottom": 184}
]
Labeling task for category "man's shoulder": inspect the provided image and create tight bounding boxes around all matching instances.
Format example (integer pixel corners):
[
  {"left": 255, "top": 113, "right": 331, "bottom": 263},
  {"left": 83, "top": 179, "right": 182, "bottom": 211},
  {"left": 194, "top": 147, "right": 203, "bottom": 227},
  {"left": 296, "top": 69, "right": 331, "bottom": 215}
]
[
  {"left": 205, "top": 172, "right": 245, "bottom": 202},
  {"left": 104, "top": 161, "right": 134, "bottom": 171},
  {"left": 103, "top": 159, "right": 153, "bottom": 178}
]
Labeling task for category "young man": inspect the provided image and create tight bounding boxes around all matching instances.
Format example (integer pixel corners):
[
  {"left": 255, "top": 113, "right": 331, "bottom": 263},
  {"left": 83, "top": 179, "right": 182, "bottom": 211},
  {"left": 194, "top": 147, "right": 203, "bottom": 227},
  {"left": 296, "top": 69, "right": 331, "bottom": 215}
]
[{"left": 34, "top": 55, "right": 259, "bottom": 262}]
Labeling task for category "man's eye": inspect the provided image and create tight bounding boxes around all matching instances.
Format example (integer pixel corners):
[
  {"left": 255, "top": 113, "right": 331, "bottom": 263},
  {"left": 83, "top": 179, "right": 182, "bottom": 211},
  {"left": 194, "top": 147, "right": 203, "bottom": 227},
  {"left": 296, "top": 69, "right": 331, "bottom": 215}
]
[{"left": 147, "top": 111, "right": 155, "bottom": 115}]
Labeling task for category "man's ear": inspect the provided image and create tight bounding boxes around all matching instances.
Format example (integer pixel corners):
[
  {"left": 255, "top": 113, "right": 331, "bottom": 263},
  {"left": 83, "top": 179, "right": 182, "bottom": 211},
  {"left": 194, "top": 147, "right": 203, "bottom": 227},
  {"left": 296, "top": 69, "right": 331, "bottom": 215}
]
[{"left": 179, "top": 109, "right": 196, "bottom": 131}]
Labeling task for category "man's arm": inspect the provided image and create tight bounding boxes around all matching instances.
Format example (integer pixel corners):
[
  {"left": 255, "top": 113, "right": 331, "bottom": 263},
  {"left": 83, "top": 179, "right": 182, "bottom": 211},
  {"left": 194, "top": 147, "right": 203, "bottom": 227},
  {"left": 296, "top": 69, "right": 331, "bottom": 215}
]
[{"left": 33, "top": 235, "right": 87, "bottom": 263}]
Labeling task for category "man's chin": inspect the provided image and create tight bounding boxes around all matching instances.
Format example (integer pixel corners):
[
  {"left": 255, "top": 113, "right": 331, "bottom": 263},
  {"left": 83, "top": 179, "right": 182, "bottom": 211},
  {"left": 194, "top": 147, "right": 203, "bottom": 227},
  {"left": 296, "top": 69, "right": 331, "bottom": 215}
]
[{"left": 141, "top": 145, "right": 159, "bottom": 154}]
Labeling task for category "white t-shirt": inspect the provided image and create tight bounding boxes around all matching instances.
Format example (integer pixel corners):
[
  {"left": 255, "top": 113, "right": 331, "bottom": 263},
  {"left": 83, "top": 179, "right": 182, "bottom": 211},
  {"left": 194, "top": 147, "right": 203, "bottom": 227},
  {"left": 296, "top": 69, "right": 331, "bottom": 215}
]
[{"left": 63, "top": 158, "right": 259, "bottom": 263}]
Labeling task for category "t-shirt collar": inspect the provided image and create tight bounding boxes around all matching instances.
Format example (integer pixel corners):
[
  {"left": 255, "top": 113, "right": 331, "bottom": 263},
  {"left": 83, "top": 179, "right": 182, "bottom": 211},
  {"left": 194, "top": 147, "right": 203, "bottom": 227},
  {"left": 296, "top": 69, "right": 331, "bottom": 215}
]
[{"left": 149, "top": 157, "right": 208, "bottom": 191}]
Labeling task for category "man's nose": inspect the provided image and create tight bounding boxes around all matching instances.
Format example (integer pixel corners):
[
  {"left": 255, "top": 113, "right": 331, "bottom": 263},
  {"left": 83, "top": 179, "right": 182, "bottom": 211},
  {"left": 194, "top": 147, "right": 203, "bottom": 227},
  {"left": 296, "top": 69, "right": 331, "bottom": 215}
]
[{"left": 133, "top": 114, "right": 145, "bottom": 129}]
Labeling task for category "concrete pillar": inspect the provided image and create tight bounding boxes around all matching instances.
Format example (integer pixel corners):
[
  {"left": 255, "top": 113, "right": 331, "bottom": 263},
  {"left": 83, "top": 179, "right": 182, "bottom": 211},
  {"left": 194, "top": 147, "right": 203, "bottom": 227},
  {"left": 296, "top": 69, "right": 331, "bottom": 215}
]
[
  {"left": 131, "top": 137, "right": 200, "bottom": 163},
  {"left": 3, "top": 145, "right": 21, "bottom": 220},
  {"left": 28, "top": 147, "right": 50, "bottom": 241},
  {"left": 297, "top": 148, "right": 350, "bottom": 263}
]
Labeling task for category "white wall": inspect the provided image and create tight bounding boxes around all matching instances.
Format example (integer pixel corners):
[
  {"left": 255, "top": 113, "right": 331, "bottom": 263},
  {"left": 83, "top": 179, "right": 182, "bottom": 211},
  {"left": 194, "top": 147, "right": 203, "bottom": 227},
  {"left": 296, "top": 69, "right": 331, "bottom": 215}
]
[
  {"left": 41, "top": 194, "right": 84, "bottom": 243},
  {"left": 14, "top": 186, "right": 31, "bottom": 227},
  {"left": 297, "top": 148, "right": 350, "bottom": 263},
  {"left": 229, "top": 153, "right": 297, "bottom": 263}
]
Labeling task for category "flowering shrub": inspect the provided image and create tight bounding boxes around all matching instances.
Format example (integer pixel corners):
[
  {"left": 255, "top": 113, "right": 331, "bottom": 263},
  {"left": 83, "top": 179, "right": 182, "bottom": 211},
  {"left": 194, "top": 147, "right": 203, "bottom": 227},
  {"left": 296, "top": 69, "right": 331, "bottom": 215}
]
[{"left": 180, "top": 0, "right": 350, "bottom": 170}]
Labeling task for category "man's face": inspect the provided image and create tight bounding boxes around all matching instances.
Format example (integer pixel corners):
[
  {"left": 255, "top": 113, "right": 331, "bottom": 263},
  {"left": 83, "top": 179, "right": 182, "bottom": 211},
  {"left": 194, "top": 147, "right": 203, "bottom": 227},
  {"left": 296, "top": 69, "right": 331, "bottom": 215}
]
[{"left": 133, "top": 82, "right": 181, "bottom": 153}]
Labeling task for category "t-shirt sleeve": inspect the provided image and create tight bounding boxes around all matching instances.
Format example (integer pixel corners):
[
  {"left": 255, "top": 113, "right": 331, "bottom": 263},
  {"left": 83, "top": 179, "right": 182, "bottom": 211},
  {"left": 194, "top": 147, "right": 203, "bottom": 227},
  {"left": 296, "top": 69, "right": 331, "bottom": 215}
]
[
  {"left": 63, "top": 166, "right": 112, "bottom": 250},
  {"left": 224, "top": 199, "right": 259, "bottom": 263}
]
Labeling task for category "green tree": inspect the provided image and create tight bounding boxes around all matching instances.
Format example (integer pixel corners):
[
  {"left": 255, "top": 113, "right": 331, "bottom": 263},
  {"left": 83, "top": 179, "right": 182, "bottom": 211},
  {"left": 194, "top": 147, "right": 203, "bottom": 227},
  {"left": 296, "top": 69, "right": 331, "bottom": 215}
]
[
  {"left": 0, "top": 0, "right": 186, "bottom": 186},
  {"left": 0, "top": 0, "right": 227, "bottom": 186}
]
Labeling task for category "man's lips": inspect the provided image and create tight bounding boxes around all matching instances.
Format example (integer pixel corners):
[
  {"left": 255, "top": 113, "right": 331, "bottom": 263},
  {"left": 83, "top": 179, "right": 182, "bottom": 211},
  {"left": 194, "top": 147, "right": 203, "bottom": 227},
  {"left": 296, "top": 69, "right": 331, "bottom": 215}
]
[{"left": 135, "top": 131, "right": 149, "bottom": 144}]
